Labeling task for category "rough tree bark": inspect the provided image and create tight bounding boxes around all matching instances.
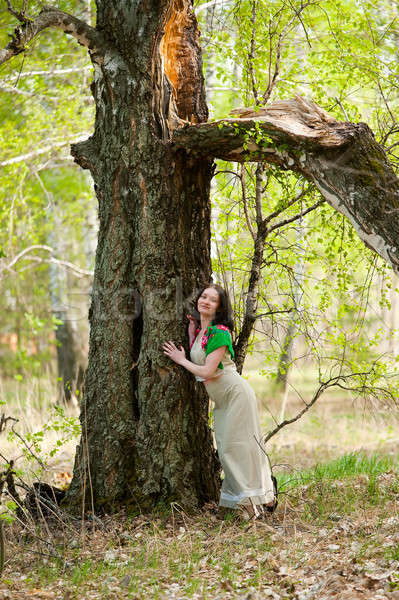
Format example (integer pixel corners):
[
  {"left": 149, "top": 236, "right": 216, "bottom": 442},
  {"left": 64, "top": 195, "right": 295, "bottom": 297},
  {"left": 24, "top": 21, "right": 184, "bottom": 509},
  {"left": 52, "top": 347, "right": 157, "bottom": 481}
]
[{"left": 64, "top": 0, "right": 221, "bottom": 511}]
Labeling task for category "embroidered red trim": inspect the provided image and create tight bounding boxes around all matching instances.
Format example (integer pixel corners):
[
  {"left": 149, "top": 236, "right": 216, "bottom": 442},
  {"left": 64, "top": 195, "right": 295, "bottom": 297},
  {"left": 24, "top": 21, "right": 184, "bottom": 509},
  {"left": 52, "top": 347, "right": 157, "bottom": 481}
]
[{"left": 189, "top": 327, "right": 201, "bottom": 350}]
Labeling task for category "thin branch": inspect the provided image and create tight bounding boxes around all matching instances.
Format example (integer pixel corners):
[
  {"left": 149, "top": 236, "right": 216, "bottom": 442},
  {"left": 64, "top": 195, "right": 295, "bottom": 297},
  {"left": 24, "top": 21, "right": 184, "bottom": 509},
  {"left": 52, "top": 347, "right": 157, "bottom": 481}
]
[
  {"left": 386, "top": 141, "right": 399, "bottom": 153},
  {"left": 255, "top": 307, "right": 293, "bottom": 318},
  {"left": 5, "top": 0, "right": 29, "bottom": 23},
  {"left": 0, "top": 81, "right": 59, "bottom": 100},
  {"left": 3, "top": 244, "right": 53, "bottom": 271},
  {"left": 194, "top": 0, "right": 234, "bottom": 13},
  {"left": 264, "top": 370, "right": 378, "bottom": 443},
  {"left": 0, "top": 415, "right": 18, "bottom": 434},
  {"left": 0, "top": 135, "right": 90, "bottom": 167},
  {"left": 267, "top": 198, "right": 324, "bottom": 234},
  {"left": 1, "top": 244, "right": 93, "bottom": 281},
  {"left": 213, "top": 169, "right": 241, "bottom": 178},
  {"left": 262, "top": 185, "right": 312, "bottom": 228},
  {"left": 262, "top": 1, "right": 314, "bottom": 104},
  {"left": 9, "top": 254, "right": 94, "bottom": 278},
  {"left": 334, "top": 97, "right": 350, "bottom": 121},
  {"left": 11, "top": 424, "right": 47, "bottom": 469},
  {"left": 2, "top": 66, "right": 92, "bottom": 79}
]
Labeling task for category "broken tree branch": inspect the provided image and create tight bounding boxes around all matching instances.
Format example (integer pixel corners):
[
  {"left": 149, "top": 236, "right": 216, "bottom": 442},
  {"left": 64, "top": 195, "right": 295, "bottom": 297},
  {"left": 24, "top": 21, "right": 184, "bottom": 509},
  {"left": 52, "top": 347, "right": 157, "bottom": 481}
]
[{"left": 173, "top": 95, "right": 399, "bottom": 275}]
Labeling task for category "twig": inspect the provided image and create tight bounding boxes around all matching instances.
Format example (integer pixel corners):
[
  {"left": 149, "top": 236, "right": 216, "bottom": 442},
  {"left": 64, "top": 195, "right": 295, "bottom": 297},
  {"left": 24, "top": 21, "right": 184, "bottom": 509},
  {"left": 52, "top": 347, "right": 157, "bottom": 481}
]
[
  {"left": 264, "top": 381, "right": 328, "bottom": 443},
  {"left": 261, "top": 185, "right": 312, "bottom": 228},
  {"left": 0, "top": 415, "right": 18, "bottom": 434},
  {"left": 248, "top": 0, "right": 259, "bottom": 104},
  {"left": 264, "top": 369, "right": 387, "bottom": 443},
  {"left": 334, "top": 97, "right": 350, "bottom": 121},
  {"left": 267, "top": 198, "right": 325, "bottom": 234},
  {"left": 255, "top": 308, "right": 293, "bottom": 318},
  {"left": 0, "top": 135, "right": 90, "bottom": 167},
  {"left": 7, "top": 254, "right": 94, "bottom": 278},
  {"left": 5, "top": 0, "right": 30, "bottom": 23},
  {"left": 2, "top": 66, "right": 92, "bottom": 80},
  {"left": 3, "top": 245, "right": 53, "bottom": 271},
  {"left": 11, "top": 425, "right": 47, "bottom": 469},
  {"left": 1, "top": 245, "right": 93, "bottom": 280},
  {"left": 2, "top": 461, "right": 26, "bottom": 522}
]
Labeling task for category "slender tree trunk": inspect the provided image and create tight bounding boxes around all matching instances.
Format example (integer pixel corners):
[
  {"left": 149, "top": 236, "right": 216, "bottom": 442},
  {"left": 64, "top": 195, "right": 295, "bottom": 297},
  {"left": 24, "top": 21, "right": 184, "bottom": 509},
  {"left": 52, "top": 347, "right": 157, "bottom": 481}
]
[
  {"left": 276, "top": 321, "right": 295, "bottom": 389},
  {"left": 275, "top": 224, "right": 306, "bottom": 391},
  {"left": 235, "top": 164, "right": 265, "bottom": 373},
  {"left": 65, "top": 0, "right": 220, "bottom": 512},
  {"left": 48, "top": 203, "right": 86, "bottom": 404}
]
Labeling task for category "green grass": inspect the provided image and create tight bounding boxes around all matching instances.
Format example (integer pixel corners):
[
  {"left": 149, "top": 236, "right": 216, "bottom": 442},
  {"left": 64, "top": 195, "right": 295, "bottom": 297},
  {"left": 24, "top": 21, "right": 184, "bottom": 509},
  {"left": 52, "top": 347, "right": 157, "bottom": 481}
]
[
  {"left": 277, "top": 451, "right": 397, "bottom": 491},
  {"left": 271, "top": 450, "right": 399, "bottom": 524}
]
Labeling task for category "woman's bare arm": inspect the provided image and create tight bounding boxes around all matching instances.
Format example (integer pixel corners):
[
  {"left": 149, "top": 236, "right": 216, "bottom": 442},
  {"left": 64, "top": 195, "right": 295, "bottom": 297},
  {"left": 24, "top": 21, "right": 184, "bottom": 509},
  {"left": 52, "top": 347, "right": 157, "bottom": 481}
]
[{"left": 179, "top": 346, "right": 226, "bottom": 380}]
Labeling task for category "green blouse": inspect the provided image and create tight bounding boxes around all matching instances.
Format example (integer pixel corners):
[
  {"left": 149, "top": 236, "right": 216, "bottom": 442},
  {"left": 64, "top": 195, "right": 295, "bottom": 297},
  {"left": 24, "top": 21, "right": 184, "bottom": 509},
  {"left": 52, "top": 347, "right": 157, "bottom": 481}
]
[{"left": 201, "top": 322, "right": 235, "bottom": 370}]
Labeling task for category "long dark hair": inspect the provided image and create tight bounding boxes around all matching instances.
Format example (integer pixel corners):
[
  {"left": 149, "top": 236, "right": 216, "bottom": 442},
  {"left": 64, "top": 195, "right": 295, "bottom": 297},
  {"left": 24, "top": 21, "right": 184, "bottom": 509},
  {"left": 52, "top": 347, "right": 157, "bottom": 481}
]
[{"left": 191, "top": 283, "right": 235, "bottom": 331}]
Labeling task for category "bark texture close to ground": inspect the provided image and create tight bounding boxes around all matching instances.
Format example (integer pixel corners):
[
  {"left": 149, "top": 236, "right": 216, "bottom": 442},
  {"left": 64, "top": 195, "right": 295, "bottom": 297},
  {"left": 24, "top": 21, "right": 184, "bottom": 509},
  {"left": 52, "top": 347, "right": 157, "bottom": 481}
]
[{"left": 174, "top": 96, "right": 399, "bottom": 275}]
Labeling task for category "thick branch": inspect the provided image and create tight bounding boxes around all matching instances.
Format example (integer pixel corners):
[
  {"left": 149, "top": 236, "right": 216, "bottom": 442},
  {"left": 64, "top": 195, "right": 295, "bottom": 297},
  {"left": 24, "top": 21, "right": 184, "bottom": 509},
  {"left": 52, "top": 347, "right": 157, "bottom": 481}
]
[
  {"left": 0, "top": 6, "right": 105, "bottom": 66},
  {"left": 173, "top": 96, "right": 399, "bottom": 274},
  {"left": 173, "top": 96, "right": 353, "bottom": 157}
]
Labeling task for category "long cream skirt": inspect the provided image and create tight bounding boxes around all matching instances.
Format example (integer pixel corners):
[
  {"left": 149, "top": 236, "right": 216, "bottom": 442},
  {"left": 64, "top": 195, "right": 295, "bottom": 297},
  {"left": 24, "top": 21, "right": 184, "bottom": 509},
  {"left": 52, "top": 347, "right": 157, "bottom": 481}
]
[{"left": 204, "top": 368, "right": 275, "bottom": 508}]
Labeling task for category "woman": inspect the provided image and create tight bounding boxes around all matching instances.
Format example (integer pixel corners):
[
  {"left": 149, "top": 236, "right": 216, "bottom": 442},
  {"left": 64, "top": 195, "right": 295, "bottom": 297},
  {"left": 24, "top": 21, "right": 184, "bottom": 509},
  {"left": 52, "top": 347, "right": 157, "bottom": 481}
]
[{"left": 162, "top": 283, "right": 277, "bottom": 519}]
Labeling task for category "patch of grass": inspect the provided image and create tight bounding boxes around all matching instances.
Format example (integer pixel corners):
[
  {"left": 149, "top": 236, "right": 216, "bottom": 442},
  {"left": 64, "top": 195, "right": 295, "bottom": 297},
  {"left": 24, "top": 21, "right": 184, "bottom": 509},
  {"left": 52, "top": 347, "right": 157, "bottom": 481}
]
[
  {"left": 386, "top": 543, "right": 399, "bottom": 562},
  {"left": 273, "top": 451, "right": 399, "bottom": 524},
  {"left": 277, "top": 451, "right": 397, "bottom": 491}
]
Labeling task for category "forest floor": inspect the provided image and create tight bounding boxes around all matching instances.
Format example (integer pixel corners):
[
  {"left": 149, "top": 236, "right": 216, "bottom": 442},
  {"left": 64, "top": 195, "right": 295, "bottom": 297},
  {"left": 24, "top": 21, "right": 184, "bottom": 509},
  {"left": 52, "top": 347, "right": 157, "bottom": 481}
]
[{"left": 2, "top": 371, "right": 399, "bottom": 599}]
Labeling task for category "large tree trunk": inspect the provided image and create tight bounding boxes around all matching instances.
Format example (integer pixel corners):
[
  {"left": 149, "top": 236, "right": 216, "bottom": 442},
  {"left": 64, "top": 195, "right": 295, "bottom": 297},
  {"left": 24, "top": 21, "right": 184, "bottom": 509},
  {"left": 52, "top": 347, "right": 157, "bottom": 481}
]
[
  {"left": 173, "top": 96, "right": 399, "bottom": 275},
  {"left": 65, "top": 0, "right": 220, "bottom": 512}
]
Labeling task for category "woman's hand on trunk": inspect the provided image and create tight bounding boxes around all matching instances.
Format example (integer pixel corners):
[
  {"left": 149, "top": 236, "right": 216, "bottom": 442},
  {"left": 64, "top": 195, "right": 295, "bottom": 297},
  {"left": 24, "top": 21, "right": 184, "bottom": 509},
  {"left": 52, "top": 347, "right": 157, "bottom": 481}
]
[{"left": 163, "top": 340, "right": 186, "bottom": 365}]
